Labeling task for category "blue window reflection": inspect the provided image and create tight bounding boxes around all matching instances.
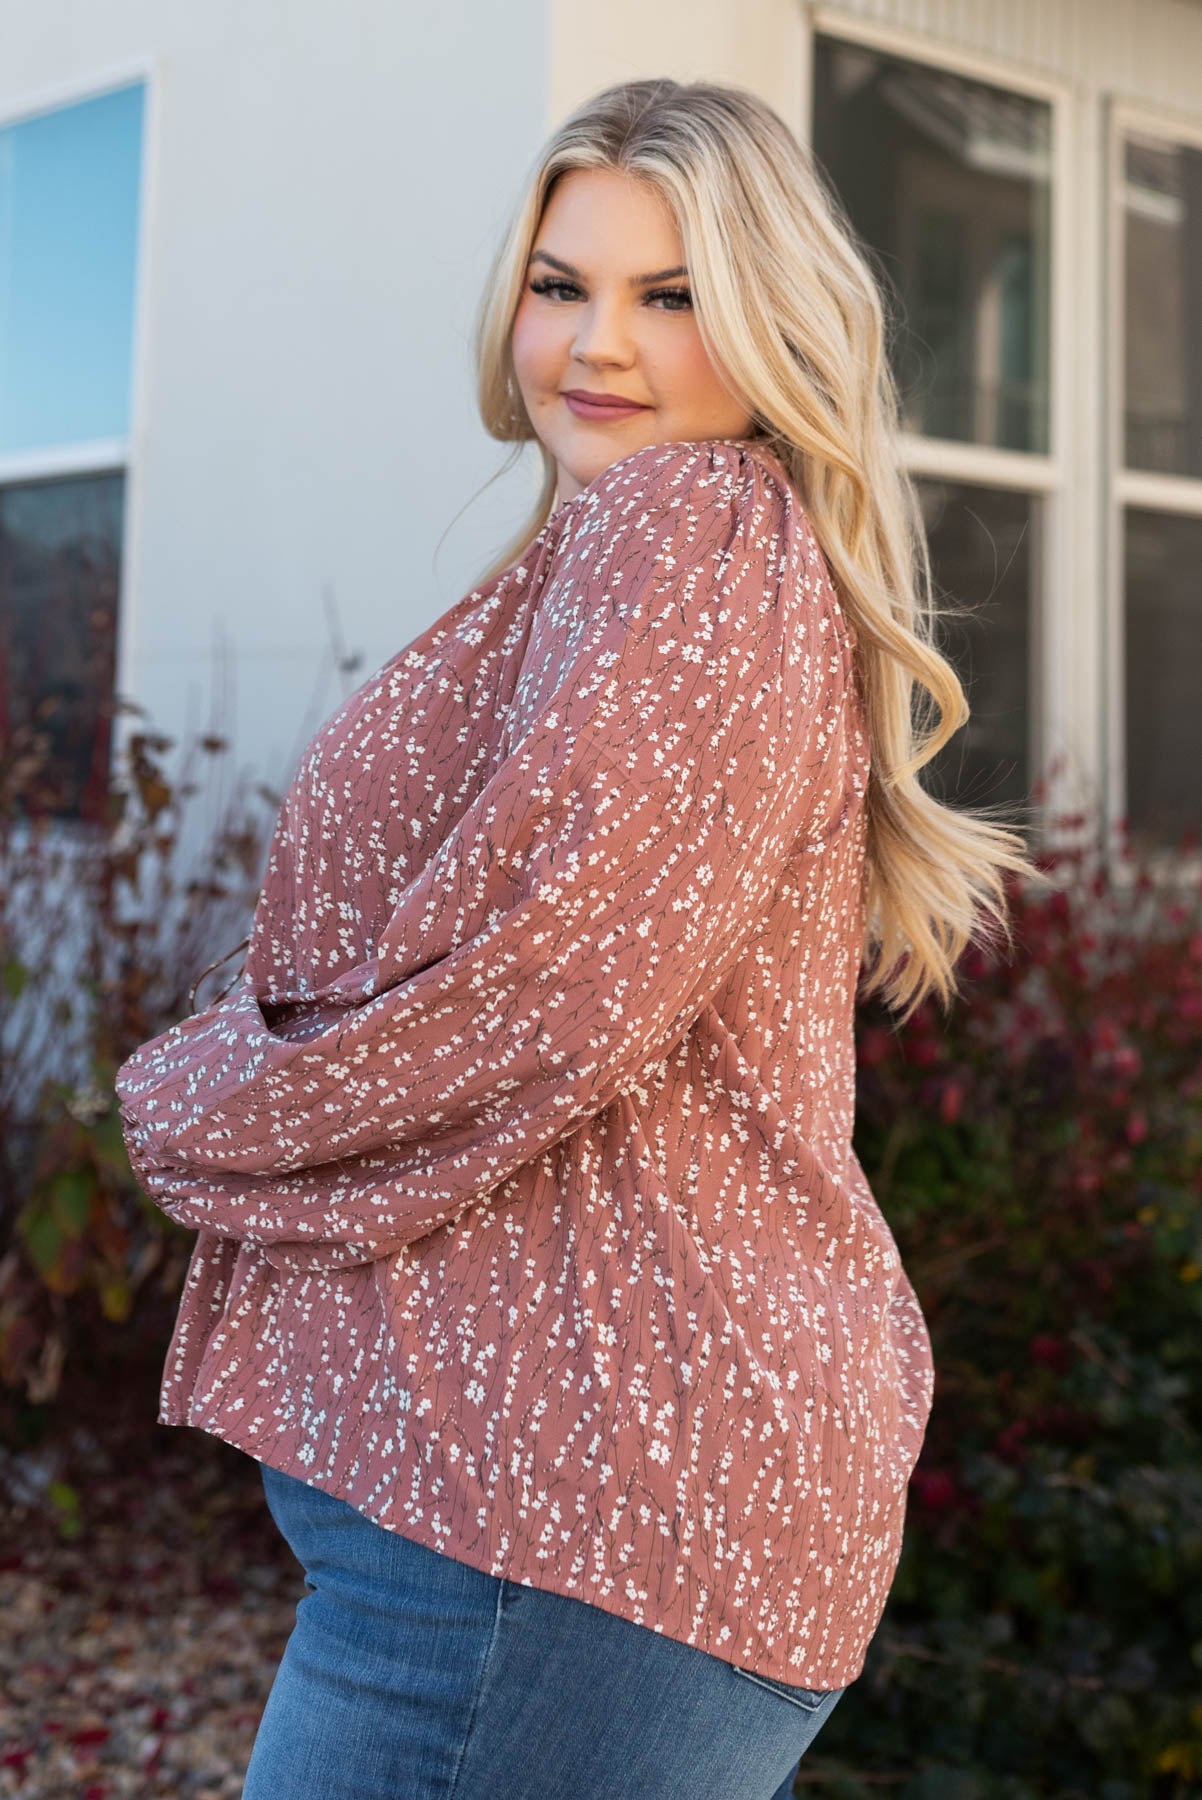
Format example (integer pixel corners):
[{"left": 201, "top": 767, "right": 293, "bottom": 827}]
[{"left": 0, "top": 81, "right": 144, "bottom": 454}]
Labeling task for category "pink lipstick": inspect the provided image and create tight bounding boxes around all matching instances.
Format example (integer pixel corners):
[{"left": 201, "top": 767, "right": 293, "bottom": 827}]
[{"left": 562, "top": 390, "right": 652, "bottom": 421}]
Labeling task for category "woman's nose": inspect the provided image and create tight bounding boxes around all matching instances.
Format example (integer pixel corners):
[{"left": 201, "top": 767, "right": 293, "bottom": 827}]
[{"left": 570, "top": 299, "right": 637, "bottom": 362}]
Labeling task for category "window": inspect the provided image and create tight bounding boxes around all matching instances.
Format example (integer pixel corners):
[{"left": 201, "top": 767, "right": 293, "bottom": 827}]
[
  {"left": 1115, "top": 122, "right": 1202, "bottom": 857},
  {"left": 0, "top": 473, "right": 124, "bottom": 822},
  {"left": 811, "top": 36, "right": 1051, "bottom": 457},
  {"left": 810, "top": 28, "right": 1056, "bottom": 821},
  {"left": 916, "top": 482, "right": 1037, "bottom": 818},
  {"left": 0, "top": 78, "right": 144, "bottom": 823},
  {"left": 1123, "top": 509, "right": 1202, "bottom": 847},
  {"left": 1122, "top": 134, "right": 1202, "bottom": 480}
]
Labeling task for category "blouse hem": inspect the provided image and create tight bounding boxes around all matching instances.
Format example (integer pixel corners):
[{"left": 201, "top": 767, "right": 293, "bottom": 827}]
[{"left": 156, "top": 1399, "right": 876, "bottom": 1692}]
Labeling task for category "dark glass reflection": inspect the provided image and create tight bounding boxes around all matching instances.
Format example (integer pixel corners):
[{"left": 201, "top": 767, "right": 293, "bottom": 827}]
[
  {"left": 1124, "top": 134, "right": 1202, "bottom": 479},
  {"left": 812, "top": 36, "right": 1052, "bottom": 454},
  {"left": 915, "top": 479, "right": 1035, "bottom": 818},
  {"left": 0, "top": 472, "right": 124, "bottom": 823},
  {"left": 1124, "top": 508, "right": 1202, "bottom": 851}
]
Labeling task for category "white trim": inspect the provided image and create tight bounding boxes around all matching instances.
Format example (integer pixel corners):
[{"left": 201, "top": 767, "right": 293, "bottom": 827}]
[
  {"left": 0, "top": 61, "right": 156, "bottom": 807},
  {"left": 0, "top": 57, "right": 154, "bottom": 131},
  {"left": 1104, "top": 94, "right": 1126, "bottom": 872},
  {"left": 0, "top": 440, "right": 128, "bottom": 484},
  {"left": 1112, "top": 96, "right": 1202, "bottom": 158},
  {"left": 805, "top": 7, "right": 1069, "bottom": 852},
  {"left": 112, "top": 58, "right": 161, "bottom": 781},
  {"left": 1043, "top": 59, "right": 1079, "bottom": 854},
  {"left": 1107, "top": 99, "right": 1202, "bottom": 886},
  {"left": 808, "top": 7, "right": 1068, "bottom": 106},
  {"left": 0, "top": 59, "right": 153, "bottom": 499},
  {"left": 1115, "top": 468, "right": 1202, "bottom": 516},
  {"left": 898, "top": 433, "right": 1058, "bottom": 492}
]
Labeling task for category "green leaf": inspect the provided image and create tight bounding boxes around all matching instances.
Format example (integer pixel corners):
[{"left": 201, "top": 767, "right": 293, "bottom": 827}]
[
  {"left": 47, "top": 1481, "right": 82, "bottom": 1540},
  {"left": 98, "top": 1276, "right": 133, "bottom": 1324},
  {"left": 21, "top": 1207, "right": 62, "bottom": 1277},
  {"left": 50, "top": 1170, "right": 93, "bottom": 1235},
  {"left": 90, "top": 1108, "right": 132, "bottom": 1176}
]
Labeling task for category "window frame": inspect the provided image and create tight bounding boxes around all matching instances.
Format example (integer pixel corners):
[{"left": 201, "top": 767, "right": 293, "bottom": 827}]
[
  {"left": 1107, "top": 96, "right": 1202, "bottom": 886},
  {"left": 802, "top": 9, "right": 1078, "bottom": 863},
  {"left": 0, "top": 58, "right": 154, "bottom": 825}
]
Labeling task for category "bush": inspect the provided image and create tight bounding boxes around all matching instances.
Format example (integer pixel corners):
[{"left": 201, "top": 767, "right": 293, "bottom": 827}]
[
  {"left": 0, "top": 700, "right": 276, "bottom": 1433},
  {"left": 802, "top": 821, "right": 1202, "bottom": 1797},
  {"left": 4, "top": 695, "right": 1201, "bottom": 1791}
]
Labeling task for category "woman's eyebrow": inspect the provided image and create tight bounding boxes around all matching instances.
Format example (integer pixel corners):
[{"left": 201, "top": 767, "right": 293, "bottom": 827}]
[{"left": 528, "top": 249, "right": 688, "bottom": 286}]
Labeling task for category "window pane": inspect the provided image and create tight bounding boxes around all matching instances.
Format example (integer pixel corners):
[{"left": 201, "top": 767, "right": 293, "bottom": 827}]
[
  {"left": 1124, "top": 508, "right": 1202, "bottom": 851},
  {"left": 0, "top": 473, "right": 124, "bottom": 822},
  {"left": 812, "top": 37, "right": 1052, "bottom": 454},
  {"left": 1123, "top": 133, "right": 1202, "bottom": 478},
  {"left": 0, "top": 82, "right": 144, "bottom": 455},
  {"left": 914, "top": 480, "right": 1035, "bottom": 816}
]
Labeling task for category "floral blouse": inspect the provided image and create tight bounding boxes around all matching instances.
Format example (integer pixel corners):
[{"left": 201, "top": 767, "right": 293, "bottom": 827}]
[{"left": 116, "top": 435, "right": 935, "bottom": 1689}]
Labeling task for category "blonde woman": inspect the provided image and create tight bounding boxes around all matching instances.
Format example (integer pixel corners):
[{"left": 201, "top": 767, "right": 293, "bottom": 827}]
[{"left": 117, "top": 76, "right": 1044, "bottom": 1800}]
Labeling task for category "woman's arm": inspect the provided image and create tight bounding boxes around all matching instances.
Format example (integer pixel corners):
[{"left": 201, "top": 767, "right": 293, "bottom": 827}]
[{"left": 116, "top": 440, "right": 852, "bottom": 1273}]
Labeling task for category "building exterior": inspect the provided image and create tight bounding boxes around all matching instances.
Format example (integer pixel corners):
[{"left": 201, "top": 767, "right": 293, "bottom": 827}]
[{"left": 1, "top": 0, "right": 1199, "bottom": 870}]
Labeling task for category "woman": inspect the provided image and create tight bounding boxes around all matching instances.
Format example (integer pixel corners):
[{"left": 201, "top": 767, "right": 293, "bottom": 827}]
[{"left": 116, "top": 77, "right": 1043, "bottom": 1799}]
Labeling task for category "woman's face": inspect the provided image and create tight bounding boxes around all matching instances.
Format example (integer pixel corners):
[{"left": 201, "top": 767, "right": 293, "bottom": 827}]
[{"left": 510, "top": 166, "right": 755, "bottom": 505}]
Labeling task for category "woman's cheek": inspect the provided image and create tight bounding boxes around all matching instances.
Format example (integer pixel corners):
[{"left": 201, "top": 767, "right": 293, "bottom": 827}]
[
  {"left": 511, "top": 300, "right": 553, "bottom": 386},
  {"left": 675, "top": 327, "right": 728, "bottom": 396}
]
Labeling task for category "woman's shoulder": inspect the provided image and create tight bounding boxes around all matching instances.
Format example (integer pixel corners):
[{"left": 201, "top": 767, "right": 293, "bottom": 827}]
[
  {"left": 551, "top": 436, "right": 855, "bottom": 675},
  {"left": 546, "top": 434, "right": 799, "bottom": 564},
  {"left": 567, "top": 433, "right": 790, "bottom": 510}
]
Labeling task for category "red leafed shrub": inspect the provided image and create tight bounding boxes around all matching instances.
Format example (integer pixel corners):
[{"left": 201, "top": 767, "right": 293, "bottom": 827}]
[
  {"left": 4, "top": 677, "right": 1202, "bottom": 1787},
  {"left": 0, "top": 698, "right": 277, "bottom": 1433},
  {"left": 832, "top": 813, "right": 1202, "bottom": 1791}
]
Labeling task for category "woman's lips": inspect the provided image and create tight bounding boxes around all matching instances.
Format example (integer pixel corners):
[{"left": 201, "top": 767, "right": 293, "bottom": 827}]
[{"left": 563, "top": 393, "right": 652, "bottom": 421}]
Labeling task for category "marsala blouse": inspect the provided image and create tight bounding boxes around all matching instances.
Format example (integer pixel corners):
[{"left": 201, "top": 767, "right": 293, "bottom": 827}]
[{"left": 116, "top": 436, "right": 935, "bottom": 1690}]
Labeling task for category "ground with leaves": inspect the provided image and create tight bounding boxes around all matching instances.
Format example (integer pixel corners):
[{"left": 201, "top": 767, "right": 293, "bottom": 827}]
[{"left": 1, "top": 1419, "right": 300, "bottom": 1798}]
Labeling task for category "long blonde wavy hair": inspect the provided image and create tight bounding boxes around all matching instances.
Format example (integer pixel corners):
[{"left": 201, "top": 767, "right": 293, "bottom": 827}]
[{"left": 467, "top": 75, "right": 1050, "bottom": 1026}]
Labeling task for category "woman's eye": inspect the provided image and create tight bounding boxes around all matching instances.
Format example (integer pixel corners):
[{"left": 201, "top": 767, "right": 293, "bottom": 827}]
[
  {"left": 529, "top": 278, "right": 580, "bottom": 301},
  {"left": 648, "top": 287, "right": 693, "bottom": 312},
  {"left": 528, "top": 277, "right": 692, "bottom": 312}
]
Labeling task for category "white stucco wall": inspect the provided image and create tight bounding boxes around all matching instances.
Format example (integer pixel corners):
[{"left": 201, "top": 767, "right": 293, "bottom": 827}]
[
  {"left": 0, "top": 0, "right": 549, "bottom": 800},
  {"left": 549, "top": 0, "right": 807, "bottom": 135},
  {"left": 4, "top": 0, "right": 1200, "bottom": 831}
]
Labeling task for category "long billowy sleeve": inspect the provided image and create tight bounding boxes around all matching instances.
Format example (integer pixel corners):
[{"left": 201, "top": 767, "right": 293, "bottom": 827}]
[{"left": 115, "top": 441, "right": 851, "bottom": 1272}]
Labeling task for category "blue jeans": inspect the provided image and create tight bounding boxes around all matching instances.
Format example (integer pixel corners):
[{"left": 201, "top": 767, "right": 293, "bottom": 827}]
[{"left": 243, "top": 1461, "right": 847, "bottom": 1799}]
